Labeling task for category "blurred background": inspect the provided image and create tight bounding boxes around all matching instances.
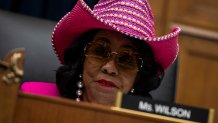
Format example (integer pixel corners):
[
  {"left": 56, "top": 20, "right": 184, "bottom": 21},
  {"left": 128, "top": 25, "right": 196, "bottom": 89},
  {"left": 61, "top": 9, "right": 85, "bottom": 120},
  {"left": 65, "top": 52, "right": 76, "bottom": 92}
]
[
  {"left": 0, "top": 0, "right": 218, "bottom": 122},
  {"left": 0, "top": 0, "right": 76, "bottom": 20}
]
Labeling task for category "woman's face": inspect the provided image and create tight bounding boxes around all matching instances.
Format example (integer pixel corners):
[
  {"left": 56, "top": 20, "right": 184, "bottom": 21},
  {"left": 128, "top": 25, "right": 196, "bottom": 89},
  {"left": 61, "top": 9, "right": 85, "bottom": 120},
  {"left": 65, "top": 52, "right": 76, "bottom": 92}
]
[{"left": 82, "top": 30, "right": 140, "bottom": 106}]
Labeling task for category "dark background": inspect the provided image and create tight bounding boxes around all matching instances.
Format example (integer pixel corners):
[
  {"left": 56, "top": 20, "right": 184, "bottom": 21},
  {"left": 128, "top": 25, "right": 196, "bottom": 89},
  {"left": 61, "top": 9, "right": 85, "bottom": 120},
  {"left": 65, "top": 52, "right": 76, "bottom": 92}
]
[
  {"left": 0, "top": 0, "right": 100, "bottom": 21},
  {"left": 0, "top": 0, "right": 77, "bottom": 21}
]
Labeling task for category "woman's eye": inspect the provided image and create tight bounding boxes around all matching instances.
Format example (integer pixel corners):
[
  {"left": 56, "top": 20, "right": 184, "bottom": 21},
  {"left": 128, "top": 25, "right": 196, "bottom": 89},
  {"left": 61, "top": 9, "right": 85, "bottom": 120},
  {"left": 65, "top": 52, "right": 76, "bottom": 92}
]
[
  {"left": 118, "top": 54, "right": 134, "bottom": 64},
  {"left": 93, "top": 47, "right": 109, "bottom": 57}
]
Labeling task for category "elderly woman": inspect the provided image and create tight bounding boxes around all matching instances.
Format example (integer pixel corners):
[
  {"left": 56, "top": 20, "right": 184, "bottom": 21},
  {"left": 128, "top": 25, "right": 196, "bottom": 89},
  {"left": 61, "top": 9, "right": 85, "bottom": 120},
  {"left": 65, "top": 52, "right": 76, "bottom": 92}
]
[{"left": 21, "top": 0, "right": 181, "bottom": 106}]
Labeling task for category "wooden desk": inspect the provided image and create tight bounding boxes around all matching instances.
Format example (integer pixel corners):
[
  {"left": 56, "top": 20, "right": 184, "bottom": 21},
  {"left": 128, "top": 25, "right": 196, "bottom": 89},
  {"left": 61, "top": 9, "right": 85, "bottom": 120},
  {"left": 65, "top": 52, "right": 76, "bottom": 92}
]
[{"left": 10, "top": 92, "right": 198, "bottom": 123}]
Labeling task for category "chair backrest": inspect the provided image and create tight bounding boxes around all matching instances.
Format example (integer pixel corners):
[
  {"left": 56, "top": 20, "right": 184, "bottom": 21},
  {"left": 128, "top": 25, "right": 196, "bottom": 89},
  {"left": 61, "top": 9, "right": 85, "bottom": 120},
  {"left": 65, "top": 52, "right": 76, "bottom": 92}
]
[{"left": 0, "top": 10, "right": 60, "bottom": 83}]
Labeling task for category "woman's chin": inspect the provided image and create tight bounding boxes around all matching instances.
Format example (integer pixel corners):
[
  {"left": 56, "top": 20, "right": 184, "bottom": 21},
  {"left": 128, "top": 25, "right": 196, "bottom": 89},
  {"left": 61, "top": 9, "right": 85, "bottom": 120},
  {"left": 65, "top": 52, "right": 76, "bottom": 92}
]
[
  {"left": 84, "top": 89, "right": 118, "bottom": 106},
  {"left": 93, "top": 97, "right": 115, "bottom": 106}
]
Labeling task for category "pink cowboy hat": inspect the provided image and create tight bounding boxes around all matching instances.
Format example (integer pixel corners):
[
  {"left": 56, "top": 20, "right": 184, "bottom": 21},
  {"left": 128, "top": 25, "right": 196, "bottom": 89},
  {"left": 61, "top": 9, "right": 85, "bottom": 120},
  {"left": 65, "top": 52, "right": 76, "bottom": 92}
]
[{"left": 52, "top": 0, "right": 181, "bottom": 70}]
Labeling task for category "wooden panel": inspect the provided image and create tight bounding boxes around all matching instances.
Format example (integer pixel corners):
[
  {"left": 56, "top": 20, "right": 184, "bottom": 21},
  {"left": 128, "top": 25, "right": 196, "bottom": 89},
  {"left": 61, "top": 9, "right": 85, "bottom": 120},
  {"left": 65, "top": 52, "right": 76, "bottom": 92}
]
[
  {"left": 13, "top": 92, "right": 195, "bottom": 123},
  {"left": 171, "top": 0, "right": 218, "bottom": 31},
  {"left": 148, "top": 0, "right": 170, "bottom": 35},
  {"left": 176, "top": 32, "right": 218, "bottom": 123}
]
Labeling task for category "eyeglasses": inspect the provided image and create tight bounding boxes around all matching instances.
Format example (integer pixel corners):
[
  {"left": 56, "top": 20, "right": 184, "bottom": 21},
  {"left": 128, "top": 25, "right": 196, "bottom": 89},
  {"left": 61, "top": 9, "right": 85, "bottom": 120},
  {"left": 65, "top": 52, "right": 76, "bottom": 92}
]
[{"left": 84, "top": 41, "right": 143, "bottom": 71}]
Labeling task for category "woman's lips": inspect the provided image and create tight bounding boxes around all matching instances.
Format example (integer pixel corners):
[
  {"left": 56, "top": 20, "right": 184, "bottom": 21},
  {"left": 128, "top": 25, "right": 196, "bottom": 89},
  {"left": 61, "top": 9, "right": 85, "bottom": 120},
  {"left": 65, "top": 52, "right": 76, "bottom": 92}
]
[{"left": 96, "top": 79, "right": 118, "bottom": 88}]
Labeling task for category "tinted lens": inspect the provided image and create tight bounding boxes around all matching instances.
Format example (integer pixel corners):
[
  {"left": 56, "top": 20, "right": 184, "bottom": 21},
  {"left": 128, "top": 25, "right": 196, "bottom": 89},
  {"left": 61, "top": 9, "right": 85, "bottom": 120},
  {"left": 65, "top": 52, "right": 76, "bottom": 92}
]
[
  {"left": 116, "top": 51, "right": 140, "bottom": 70},
  {"left": 85, "top": 42, "right": 110, "bottom": 63}
]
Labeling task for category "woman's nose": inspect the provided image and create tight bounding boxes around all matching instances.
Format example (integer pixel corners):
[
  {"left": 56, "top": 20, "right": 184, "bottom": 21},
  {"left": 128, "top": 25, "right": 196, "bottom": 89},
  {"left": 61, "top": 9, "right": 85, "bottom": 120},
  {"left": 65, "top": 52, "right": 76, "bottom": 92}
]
[{"left": 101, "top": 59, "right": 118, "bottom": 76}]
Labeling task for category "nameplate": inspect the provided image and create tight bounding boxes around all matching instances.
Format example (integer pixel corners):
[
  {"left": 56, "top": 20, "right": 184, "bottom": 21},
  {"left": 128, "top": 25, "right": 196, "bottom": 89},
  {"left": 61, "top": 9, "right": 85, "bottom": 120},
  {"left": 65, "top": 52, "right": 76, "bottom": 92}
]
[{"left": 116, "top": 93, "right": 213, "bottom": 123}]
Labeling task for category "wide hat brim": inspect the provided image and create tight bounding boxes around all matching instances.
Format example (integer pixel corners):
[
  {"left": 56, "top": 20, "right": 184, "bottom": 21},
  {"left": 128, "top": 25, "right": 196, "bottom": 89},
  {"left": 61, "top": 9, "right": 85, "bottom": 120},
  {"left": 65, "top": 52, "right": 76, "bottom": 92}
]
[{"left": 52, "top": 0, "right": 181, "bottom": 70}]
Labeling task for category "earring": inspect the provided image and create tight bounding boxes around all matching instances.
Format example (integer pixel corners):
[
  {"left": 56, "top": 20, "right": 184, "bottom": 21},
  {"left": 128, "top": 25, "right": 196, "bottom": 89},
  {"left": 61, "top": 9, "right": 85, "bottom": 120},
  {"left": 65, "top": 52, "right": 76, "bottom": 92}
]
[
  {"left": 76, "top": 74, "right": 83, "bottom": 102},
  {"left": 130, "top": 88, "right": 135, "bottom": 94}
]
